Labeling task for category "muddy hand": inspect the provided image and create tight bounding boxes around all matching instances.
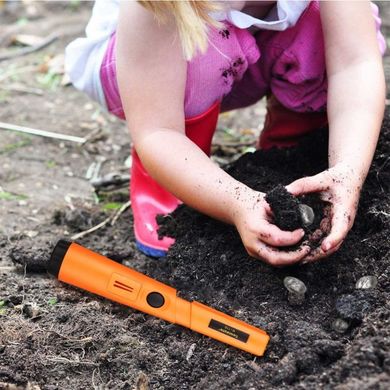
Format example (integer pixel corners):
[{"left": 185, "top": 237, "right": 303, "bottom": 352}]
[
  {"left": 233, "top": 190, "right": 310, "bottom": 266},
  {"left": 286, "top": 164, "right": 361, "bottom": 262}
]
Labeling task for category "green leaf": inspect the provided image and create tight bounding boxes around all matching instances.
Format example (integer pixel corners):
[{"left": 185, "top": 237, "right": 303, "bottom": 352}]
[
  {"left": 46, "top": 160, "right": 56, "bottom": 168},
  {"left": 36, "top": 71, "right": 61, "bottom": 91},
  {"left": 48, "top": 297, "right": 57, "bottom": 306},
  {"left": 102, "top": 202, "right": 122, "bottom": 211},
  {"left": 0, "top": 300, "right": 5, "bottom": 307},
  {"left": 69, "top": 0, "right": 81, "bottom": 10},
  {"left": 16, "top": 17, "right": 28, "bottom": 26}
]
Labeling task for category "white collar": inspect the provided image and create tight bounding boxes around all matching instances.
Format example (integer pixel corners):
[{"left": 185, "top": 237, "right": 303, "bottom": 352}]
[{"left": 212, "top": 1, "right": 309, "bottom": 32}]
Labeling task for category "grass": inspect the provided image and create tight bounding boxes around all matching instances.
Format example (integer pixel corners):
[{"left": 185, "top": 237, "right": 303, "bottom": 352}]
[
  {"left": 0, "top": 90, "right": 9, "bottom": 103},
  {"left": 0, "top": 191, "right": 28, "bottom": 201},
  {"left": 46, "top": 160, "right": 56, "bottom": 168},
  {"left": 36, "top": 71, "right": 61, "bottom": 91},
  {"left": 102, "top": 202, "right": 123, "bottom": 211},
  {"left": 0, "top": 138, "right": 32, "bottom": 154}
]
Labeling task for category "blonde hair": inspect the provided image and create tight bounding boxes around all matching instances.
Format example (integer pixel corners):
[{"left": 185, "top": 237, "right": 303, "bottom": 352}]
[{"left": 139, "top": 1, "right": 222, "bottom": 60}]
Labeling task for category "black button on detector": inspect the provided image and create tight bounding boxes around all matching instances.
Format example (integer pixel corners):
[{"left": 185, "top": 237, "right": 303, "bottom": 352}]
[{"left": 146, "top": 292, "right": 165, "bottom": 308}]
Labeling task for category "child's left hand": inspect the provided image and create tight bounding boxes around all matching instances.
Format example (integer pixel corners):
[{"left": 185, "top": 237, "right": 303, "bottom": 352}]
[{"left": 286, "top": 163, "right": 363, "bottom": 262}]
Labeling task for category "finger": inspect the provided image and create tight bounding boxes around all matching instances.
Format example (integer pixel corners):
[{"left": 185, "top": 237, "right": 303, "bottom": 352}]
[
  {"left": 259, "top": 222, "right": 305, "bottom": 247},
  {"left": 321, "top": 205, "right": 352, "bottom": 251},
  {"left": 263, "top": 202, "right": 272, "bottom": 214},
  {"left": 256, "top": 242, "right": 311, "bottom": 266},
  {"left": 286, "top": 174, "right": 330, "bottom": 196},
  {"left": 302, "top": 240, "right": 343, "bottom": 264}
]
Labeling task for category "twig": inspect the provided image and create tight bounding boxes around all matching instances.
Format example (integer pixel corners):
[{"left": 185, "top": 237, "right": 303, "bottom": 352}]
[
  {"left": 71, "top": 216, "right": 112, "bottom": 241},
  {"left": 376, "top": 156, "right": 390, "bottom": 192},
  {"left": 111, "top": 201, "right": 131, "bottom": 225},
  {"left": 0, "top": 121, "right": 86, "bottom": 143},
  {"left": 0, "top": 34, "right": 58, "bottom": 62},
  {"left": 91, "top": 173, "right": 130, "bottom": 191},
  {"left": 0, "top": 266, "right": 17, "bottom": 271},
  {"left": 70, "top": 201, "right": 131, "bottom": 240},
  {"left": 46, "top": 356, "right": 99, "bottom": 366},
  {"left": 1, "top": 84, "right": 44, "bottom": 95}
]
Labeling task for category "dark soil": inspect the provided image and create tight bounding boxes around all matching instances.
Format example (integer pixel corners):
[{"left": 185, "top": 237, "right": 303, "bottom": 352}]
[
  {"left": 2, "top": 118, "right": 389, "bottom": 389},
  {"left": 265, "top": 185, "right": 325, "bottom": 233},
  {"left": 265, "top": 184, "right": 327, "bottom": 249},
  {"left": 1, "top": 2, "right": 390, "bottom": 389},
  {"left": 265, "top": 185, "right": 304, "bottom": 231}
]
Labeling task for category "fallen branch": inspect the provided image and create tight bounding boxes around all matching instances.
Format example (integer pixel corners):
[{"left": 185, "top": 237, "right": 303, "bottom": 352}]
[
  {"left": 1, "top": 84, "right": 44, "bottom": 95},
  {"left": 0, "top": 33, "right": 58, "bottom": 62},
  {"left": 0, "top": 121, "right": 86, "bottom": 144},
  {"left": 91, "top": 173, "right": 130, "bottom": 191}
]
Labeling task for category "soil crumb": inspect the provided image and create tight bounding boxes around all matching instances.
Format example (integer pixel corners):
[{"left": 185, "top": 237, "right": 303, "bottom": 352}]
[{"left": 265, "top": 184, "right": 327, "bottom": 248}]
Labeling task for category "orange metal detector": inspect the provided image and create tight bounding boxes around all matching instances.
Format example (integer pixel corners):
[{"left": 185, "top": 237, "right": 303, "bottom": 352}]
[{"left": 48, "top": 240, "right": 269, "bottom": 356}]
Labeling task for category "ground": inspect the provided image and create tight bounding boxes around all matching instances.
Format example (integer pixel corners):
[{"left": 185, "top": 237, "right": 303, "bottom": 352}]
[{"left": 0, "top": 2, "right": 389, "bottom": 389}]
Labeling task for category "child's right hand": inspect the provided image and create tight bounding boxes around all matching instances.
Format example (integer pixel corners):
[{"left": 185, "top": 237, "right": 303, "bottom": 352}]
[{"left": 233, "top": 189, "right": 310, "bottom": 266}]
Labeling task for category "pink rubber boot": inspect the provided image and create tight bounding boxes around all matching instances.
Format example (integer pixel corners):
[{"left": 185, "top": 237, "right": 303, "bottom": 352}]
[
  {"left": 131, "top": 101, "right": 220, "bottom": 257},
  {"left": 258, "top": 95, "right": 328, "bottom": 150}
]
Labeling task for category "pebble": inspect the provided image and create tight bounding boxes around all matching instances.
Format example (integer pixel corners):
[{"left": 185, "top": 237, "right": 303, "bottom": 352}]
[
  {"left": 24, "top": 230, "right": 38, "bottom": 238},
  {"left": 284, "top": 277, "right": 307, "bottom": 306},
  {"left": 355, "top": 275, "right": 378, "bottom": 290},
  {"left": 186, "top": 343, "right": 196, "bottom": 362},
  {"left": 22, "top": 303, "right": 40, "bottom": 319},
  {"left": 298, "top": 204, "right": 315, "bottom": 226},
  {"left": 331, "top": 318, "right": 349, "bottom": 333},
  {"left": 284, "top": 277, "right": 307, "bottom": 295}
]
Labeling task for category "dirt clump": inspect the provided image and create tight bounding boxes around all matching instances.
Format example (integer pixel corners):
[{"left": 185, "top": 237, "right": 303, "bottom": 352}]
[{"left": 265, "top": 184, "right": 327, "bottom": 249}]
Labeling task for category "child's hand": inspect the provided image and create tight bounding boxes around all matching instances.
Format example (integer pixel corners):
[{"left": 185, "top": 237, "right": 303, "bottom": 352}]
[
  {"left": 233, "top": 190, "right": 310, "bottom": 266},
  {"left": 286, "top": 164, "right": 362, "bottom": 262}
]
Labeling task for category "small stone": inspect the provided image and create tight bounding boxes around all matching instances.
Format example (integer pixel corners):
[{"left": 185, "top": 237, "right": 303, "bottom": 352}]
[
  {"left": 331, "top": 318, "right": 349, "bottom": 333},
  {"left": 22, "top": 303, "right": 40, "bottom": 319},
  {"left": 298, "top": 204, "right": 315, "bottom": 226},
  {"left": 355, "top": 276, "right": 378, "bottom": 290},
  {"left": 24, "top": 230, "right": 38, "bottom": 238},
  {"left": 186, "top": 343, "right": 196, "bottom": 362},
  {"left": 284, "top": 277, "right": 307, "bottom": 306},
  {"left": 284, "top": 277, "right": 307, "bottom": 295}
]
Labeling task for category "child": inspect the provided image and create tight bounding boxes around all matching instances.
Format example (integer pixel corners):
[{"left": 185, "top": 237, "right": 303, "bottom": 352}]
[{"left": 66, "top": 1, "right": 386, "bottom": 265}]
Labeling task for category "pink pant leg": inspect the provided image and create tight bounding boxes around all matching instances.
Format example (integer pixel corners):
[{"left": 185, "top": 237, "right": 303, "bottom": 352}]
[
  {"left": 222, "top": 1, "right": 386, "bottom": 113},
  {"left": 100, "top": 33, "right": 125, "bottom": 120}
]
